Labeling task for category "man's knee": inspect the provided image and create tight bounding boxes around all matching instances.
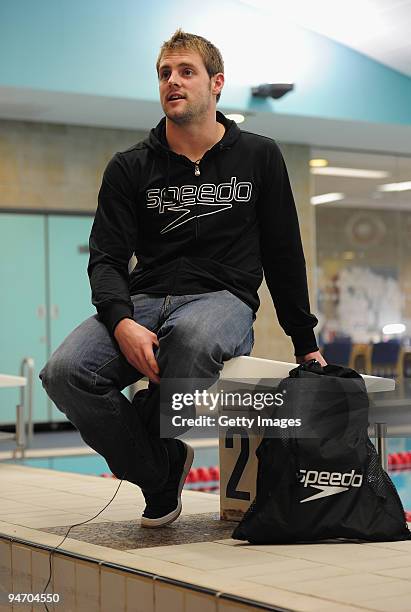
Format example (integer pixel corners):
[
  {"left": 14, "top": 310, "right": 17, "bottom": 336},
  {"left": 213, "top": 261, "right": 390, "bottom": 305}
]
[
  {"left": 40, "top": 353, "right": 67, "bottom": 396},
  {"left": 40, "top": 350, "right": 97, "bottom": 423},
  {"left": 39, "top": 348, "right": 84, "bottom": 401}
]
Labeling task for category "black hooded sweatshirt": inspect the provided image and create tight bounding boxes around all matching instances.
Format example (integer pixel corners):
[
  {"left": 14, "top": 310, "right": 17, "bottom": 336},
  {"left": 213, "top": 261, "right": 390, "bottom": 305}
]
[{"left": 88, "top": 111, "right": 318, "bottom": 356}]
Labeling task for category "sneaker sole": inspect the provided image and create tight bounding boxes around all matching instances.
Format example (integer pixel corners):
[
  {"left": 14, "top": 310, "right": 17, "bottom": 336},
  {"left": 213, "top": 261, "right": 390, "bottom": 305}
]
[{"left": 141, "top": 441, "right": 194, "bottom": 528}]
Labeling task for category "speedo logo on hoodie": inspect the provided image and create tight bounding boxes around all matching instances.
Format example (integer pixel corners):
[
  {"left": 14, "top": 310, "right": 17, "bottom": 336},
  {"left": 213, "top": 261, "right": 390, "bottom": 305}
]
[
  {"left": 298, "top": 469, "right": 363, "bottom": 503},
  {"left": 146, "top": 177, "right": 253, "bottom": 234}
]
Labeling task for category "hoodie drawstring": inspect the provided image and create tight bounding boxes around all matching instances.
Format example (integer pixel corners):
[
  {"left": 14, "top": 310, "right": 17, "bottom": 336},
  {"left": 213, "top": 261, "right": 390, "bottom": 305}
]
[{"left": 161, "top": 151, "right": 179, "bottom": 207}]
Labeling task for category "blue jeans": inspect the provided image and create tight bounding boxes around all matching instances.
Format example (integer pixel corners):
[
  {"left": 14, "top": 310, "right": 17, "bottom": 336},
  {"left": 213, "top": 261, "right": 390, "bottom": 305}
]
[{"left": 39, "top": 290, "right": 254, "bottom": 493}]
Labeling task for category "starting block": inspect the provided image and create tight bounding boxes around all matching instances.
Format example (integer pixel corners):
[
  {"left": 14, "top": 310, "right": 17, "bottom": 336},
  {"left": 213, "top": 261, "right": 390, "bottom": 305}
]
[{"left": 218, "top": 356, "right": 395, "bottom": 521}]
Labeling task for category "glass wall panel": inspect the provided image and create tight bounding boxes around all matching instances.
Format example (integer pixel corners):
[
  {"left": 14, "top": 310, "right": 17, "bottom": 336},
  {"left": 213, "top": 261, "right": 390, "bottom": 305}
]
[{"left": 311, "top": 148, "right": 411, "bottom": 346}]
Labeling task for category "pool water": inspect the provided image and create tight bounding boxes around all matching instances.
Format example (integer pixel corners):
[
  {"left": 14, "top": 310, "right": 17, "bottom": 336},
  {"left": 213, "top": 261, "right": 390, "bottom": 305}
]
[
  {"left": 5, "top": 439, "right": 411, "bottom": 510},
  {"left": 385, "top": 438, "right": 411, "bottom": 509},
  {"left": 5, "top": 446, "right": 218, "bottom": 478}
]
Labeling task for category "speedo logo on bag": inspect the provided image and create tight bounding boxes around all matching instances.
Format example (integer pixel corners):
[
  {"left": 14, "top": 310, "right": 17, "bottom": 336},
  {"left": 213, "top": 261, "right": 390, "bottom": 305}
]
[{"left": 298, "top": 469, "right": 363, "bottom": 503}]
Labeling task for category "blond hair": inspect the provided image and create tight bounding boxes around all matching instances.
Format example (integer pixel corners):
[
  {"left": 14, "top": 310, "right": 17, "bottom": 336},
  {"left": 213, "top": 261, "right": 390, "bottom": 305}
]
[{"left": 156, "top": 29, "right": 224, "bottom": 102}]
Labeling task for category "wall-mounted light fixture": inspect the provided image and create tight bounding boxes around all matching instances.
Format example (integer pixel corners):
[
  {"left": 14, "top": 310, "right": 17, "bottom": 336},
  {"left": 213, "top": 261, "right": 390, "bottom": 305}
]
[{"left": 251, "top": 83, "right": 294, "bottom": 99}]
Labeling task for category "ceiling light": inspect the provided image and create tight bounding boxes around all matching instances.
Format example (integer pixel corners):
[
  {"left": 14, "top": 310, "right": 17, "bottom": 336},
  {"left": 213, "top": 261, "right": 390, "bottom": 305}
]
[
  {"left": 311, "top": 167, "right": 390, "bottom": 179},
  {"left": 377, "top": 181, "right": 411, "bottom": 192},
  {"left": 225, "top": 113, "right": 245, "bottom": 124},
  {"left": 382, "top": 323, "right": 406, "bottom": 335},
  {"left": 310, "top": 159, "right": 328, "bottom": 168},
  {"left": 310, "top": 192, "right": 345, "bottom": 205}
]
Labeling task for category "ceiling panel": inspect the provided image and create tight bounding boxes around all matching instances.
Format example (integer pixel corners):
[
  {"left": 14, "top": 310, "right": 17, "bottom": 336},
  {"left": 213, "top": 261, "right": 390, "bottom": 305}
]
[{"left": 241, "top": 0, "right": 411, "bottom": 77}]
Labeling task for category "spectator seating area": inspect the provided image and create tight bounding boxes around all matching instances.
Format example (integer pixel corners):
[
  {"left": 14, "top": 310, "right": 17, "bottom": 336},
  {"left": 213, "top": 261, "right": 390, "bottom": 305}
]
[{"left": 320, "top": 339, "right": 410, "bottom": 378}]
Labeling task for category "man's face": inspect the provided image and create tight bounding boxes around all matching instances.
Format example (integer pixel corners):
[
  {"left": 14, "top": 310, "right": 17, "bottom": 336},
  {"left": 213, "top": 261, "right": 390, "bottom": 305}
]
[{"left": 158, "top": 49, "right": 223, "bottom": 125}]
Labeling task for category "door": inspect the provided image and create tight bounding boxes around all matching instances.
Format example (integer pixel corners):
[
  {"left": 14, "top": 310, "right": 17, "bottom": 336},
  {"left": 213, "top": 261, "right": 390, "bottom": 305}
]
[
  {"left": 0, "top": 213, "right": 48, "bottom": 424},
  {"left": 47, "top": 214, "right": 95, "bottom": 422}
]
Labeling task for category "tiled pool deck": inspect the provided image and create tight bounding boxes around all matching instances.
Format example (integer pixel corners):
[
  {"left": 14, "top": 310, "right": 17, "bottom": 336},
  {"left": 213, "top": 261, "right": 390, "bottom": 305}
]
[{"left": 1, "top": 463, "right": 411, "bottom": 612}]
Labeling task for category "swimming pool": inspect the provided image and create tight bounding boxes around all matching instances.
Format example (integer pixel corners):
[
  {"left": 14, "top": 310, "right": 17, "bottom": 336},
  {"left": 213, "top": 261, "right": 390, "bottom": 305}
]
[
  {"left": 5, "top": 439, "right": 411, "bottom": 509},
  {"left": 5, "top": 445, "right": 218, "bottom": 475}
]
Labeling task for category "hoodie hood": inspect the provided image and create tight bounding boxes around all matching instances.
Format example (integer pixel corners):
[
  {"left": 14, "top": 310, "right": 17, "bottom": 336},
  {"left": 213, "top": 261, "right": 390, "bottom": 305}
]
[
  {"left": 143, "top": 111, "right": 241, "bottom": 206},
  {"left": 145, "top": 110, "right": 241, "bottom": 156}
]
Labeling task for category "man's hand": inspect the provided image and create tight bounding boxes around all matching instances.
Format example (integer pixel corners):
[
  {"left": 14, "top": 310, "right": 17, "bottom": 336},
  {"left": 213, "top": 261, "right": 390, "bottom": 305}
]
[
  {"left": 114, "top": 318, "right": 160, "bottom": 384},
  {"left": 296, "top": 350, "right": 327, "bottom": 367}
]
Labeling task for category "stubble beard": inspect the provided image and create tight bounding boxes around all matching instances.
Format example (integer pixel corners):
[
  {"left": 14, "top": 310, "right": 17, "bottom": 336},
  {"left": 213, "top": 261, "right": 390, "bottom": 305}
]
[{"left": 165, "top": 85, "right": 213, "bottom": 126}]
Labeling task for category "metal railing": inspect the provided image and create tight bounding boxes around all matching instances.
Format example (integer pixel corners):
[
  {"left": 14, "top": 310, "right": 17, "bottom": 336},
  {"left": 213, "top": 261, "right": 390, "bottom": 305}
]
[
  {"left": 374, "top": 422, "right": 388, "bottom": 471},
  {"left": 1, "top": 357, "right": 36, "bottom": 457},
  {"left": 20, "top": 357, "right": 35, "bottom": 447}
]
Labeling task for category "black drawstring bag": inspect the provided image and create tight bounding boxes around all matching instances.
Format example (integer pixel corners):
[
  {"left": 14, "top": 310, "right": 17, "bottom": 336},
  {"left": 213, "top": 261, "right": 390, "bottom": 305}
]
[{"left": 232, "top": 361, "right": 411, "bottom": 544}]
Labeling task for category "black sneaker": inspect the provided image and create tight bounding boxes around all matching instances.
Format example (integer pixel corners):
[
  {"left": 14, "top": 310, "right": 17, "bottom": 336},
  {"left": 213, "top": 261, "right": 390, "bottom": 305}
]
[{"left": 141, "top": 440, "right": 194, "bottom": 528}]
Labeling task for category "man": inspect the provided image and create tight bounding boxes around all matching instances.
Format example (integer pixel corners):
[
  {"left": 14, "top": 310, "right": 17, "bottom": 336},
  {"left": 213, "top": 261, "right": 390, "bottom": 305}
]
[{"left": 40, "top": 29, "right": 325, "bottom": 529}]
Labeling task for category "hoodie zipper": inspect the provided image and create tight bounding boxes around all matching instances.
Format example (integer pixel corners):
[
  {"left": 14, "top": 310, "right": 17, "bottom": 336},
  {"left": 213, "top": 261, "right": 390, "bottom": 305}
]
[
  {"left": 194, "top": 159, "right": 201, "bottom": 240},
  {"left": 192, "top": 147, "right": 226, "bottom": 238}
]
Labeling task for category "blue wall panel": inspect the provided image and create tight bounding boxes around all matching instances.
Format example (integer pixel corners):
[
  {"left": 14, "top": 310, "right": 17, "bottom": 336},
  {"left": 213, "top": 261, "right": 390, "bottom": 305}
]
[
  {"left": 0, "top": 213, "right": 97, "bottom": 426},
  {"left": 48, "top": 214, "right": 95, "bottom": 422},
  {"left": 1, "top": 0, "right": 411, "bottom": 125},
  {"left": 0, "top": 213, "right": 48, "bottom": 424}
]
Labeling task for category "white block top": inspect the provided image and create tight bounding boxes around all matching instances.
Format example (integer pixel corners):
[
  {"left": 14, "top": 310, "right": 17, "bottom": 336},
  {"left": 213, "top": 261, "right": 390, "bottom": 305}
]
[
  {"left": 220, "top": 356, "right": 395, "bottom": 393},
  {"left": 0, "top": 374, "right": 27, "bottom": 388}
]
